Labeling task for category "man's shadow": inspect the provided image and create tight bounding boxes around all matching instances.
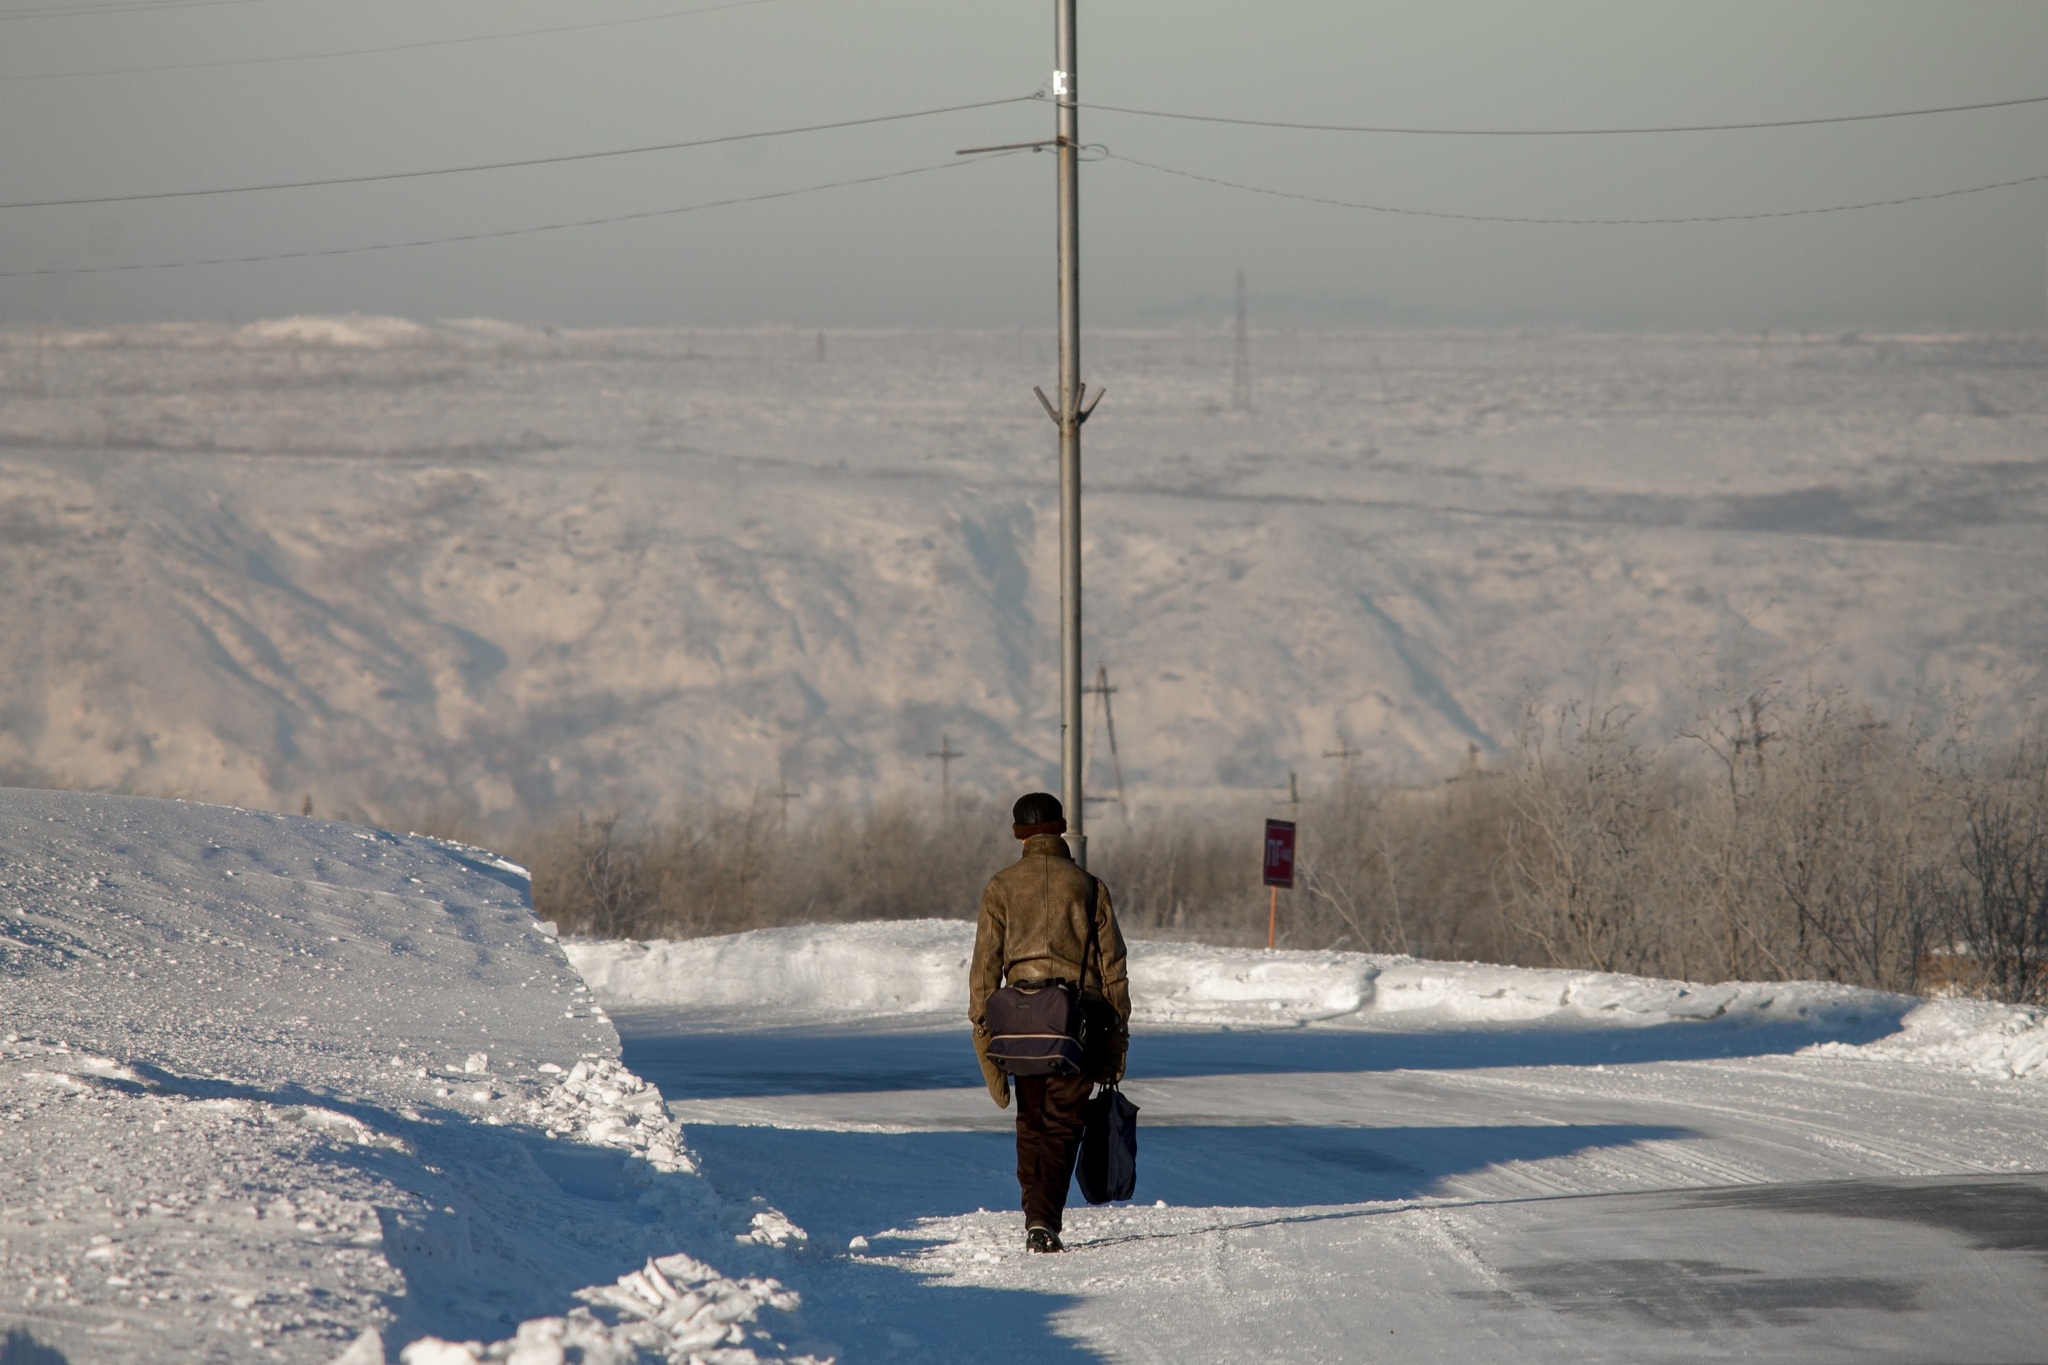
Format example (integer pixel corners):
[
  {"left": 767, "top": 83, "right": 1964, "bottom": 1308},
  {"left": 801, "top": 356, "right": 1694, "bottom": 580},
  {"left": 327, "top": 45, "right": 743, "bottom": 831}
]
[
  {"left": 0, "top": 1329, "right": 68, "bottom": 1365},
  {"left": 678, "top": 1118, "right": 1695, "bottom": 1240}
]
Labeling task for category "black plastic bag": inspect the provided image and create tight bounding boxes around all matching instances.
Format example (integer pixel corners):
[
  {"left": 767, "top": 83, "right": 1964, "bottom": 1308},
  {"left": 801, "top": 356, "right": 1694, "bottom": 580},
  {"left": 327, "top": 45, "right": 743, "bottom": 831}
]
[{"left": 1076, "top": 1085, "right": 1138, "bottom": 1204}]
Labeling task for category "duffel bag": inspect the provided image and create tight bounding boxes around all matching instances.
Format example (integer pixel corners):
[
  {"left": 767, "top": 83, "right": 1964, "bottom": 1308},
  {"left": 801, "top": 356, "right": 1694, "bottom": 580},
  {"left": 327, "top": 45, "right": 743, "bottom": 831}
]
[{"left": 984, "top": 980, "right": 1085, "bottom": 1077}]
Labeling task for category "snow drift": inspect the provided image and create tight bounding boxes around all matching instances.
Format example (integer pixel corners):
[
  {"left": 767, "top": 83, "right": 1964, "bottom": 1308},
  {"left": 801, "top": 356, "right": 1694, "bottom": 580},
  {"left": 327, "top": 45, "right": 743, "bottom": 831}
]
[
  {"left": 0, "top": 789, "right": 822, "bottom": 1364},
  {"left": 568, "top": 919, "right": 2048, "bottom": 1078}
]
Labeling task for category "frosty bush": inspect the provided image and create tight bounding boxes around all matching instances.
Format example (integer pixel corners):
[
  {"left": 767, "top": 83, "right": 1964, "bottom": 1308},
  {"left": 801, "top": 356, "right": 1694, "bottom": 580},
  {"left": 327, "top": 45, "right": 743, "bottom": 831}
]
[
  {"left": 1497, "top": 685, "right": 2048, "bottom": 998},
  {"left": 488, "top": 688, "right": 2048, "bottom": 1002},
  {"left": 521, "top": 795, "right": 1014, "bottom": 940}
]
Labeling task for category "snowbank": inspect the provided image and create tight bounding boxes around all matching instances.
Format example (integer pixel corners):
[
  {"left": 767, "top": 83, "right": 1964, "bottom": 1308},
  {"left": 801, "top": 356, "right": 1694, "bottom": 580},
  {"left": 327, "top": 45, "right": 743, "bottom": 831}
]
[
  {"left": 569, "top": 922, "right": 974, "bottom": 1019},
  {"left": 566, "top": 919, "right": 2048, "bottom": 1078},
  {"left": 1809, "top": 995, "right": 2048, "bottom": 1078},
  {"left": 0, "top": 790, "right": 820, "bottom": 1364},
  {"left": 569, "top": 920, "right": 1380, "bottom": 1027}
]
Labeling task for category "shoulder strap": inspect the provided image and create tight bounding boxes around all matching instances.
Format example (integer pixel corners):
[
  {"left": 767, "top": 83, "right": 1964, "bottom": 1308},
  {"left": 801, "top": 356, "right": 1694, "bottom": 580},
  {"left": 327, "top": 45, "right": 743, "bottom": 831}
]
[{"left": 1082, "top": 874, "right": 1101, "bottom": 995}]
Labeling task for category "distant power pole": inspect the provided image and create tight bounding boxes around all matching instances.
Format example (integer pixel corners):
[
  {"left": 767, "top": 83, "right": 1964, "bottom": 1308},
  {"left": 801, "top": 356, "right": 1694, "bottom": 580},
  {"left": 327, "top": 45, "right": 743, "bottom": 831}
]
[
  {"left": 1083, "top": 663, "right": 1127, "bottom": 817},
  {"left": 927, "top": 734, "right": 964, "bottom": 818},
  {"left": 772, "top": 781, "right": 801, "bottom": 830},
  {"left": 1232, "top": 270, "right": 1251, "bottom": 411},
  {"left": 1323, "top": 739, "right": 1361, "bottom": 786}
]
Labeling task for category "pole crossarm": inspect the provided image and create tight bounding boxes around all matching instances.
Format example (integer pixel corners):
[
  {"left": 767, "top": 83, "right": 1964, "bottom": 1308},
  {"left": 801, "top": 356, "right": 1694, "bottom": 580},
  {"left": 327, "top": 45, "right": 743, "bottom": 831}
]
[
  {"left": 1032, "top": 381, "right": 1105, "bottom": 425},
  {"left": 957, "top": 138, "right": 1063, "bottom": 155},
  {"left": 927, "top": 735, "right": 964, "bottom": 776}
]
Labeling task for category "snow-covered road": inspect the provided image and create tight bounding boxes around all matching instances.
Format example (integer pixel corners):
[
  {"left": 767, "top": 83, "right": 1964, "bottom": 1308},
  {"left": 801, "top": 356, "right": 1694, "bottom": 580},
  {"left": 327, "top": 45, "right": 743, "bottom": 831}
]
[{"left": 591, "top": 927, "right": 2048, "bottom": 1363}]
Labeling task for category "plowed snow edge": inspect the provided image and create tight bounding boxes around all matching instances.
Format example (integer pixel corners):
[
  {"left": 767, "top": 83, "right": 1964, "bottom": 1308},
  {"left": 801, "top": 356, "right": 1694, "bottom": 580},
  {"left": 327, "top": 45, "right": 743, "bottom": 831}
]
[{"left": 0, "top": 789, "right": 822, "bottom": 1364}]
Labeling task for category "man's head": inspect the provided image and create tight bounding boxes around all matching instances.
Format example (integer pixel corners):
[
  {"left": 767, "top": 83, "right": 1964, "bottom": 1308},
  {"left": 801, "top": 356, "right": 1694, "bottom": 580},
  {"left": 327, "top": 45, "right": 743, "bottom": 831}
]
[{"left": 1011, "top": 792, "right": 1065, "bottom": 840}]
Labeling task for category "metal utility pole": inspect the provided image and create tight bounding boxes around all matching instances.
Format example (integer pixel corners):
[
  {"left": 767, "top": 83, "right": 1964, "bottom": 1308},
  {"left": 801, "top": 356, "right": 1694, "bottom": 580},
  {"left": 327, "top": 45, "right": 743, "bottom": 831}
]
[
  {"left": 1054, "top": 0, "right": 1086, "bottom": 868},
  {"left": 1014, "top": 1, "right": 1098, "bottom": 867},
  {"left": 1232, "top": 270, "right": 1251, "bottom": 411},
  {"left": 977, "top": 3, "right": 1099, "bottom": 863}
]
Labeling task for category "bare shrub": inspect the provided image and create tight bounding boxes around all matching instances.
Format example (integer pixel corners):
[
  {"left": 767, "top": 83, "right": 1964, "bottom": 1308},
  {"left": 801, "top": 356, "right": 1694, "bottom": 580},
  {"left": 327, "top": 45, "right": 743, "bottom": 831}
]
[
  {"left": 1488, "top": 681, "right": 2048, "bottom": 995},
  {"left": 1498, "top": 700, "right": 1675, "bottom": 975},
  {"left": 1734, "top": 690, "right": 1938, "bottom": 990},
  {"left": 474, "top": 688, "right": 2048, "bottom": 1005},
  {"left": 523, "top": 794, "right": 1015, "bottom": 938},
  {"left": 1919, "top": 720, "right": 2048, "bottom": 1003},
  {"left": 505, "top": 777, "right": 1514, "bottom": 958},
  {"left": 526, "top": 814, "right": 659, "bottom": 940},
  {"left": 1091, "top": 816, "right": 1262, "bottom": 944},
  {"left": 1292, "top": 765, "right": 1512, "bottom": 960}
]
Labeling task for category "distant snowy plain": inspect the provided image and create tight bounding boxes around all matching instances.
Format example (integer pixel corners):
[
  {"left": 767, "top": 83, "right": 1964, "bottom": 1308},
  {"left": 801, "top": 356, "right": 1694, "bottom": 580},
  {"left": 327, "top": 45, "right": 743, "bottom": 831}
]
[{"left": 0, "top": 319, "right": 2042, "bottom": 820}]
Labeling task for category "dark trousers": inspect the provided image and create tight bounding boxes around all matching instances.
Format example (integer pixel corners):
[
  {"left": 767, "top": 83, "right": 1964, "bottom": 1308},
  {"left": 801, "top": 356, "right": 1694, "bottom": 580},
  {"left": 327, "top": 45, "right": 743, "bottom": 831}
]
[{"left": 1015, "top": 1073, "right": 1093, "bottom": 1231}]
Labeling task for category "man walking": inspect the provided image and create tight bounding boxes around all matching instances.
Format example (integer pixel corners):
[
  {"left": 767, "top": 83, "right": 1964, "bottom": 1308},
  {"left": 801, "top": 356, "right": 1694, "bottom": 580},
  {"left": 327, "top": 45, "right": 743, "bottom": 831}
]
[{"left": 969, "top": 792, "right": 1131, "bottom": 1253}]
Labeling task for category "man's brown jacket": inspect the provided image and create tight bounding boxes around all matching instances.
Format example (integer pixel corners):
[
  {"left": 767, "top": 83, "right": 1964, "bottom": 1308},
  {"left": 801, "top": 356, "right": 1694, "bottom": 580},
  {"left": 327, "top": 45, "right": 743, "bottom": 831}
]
[{"left": 969, "top": 833, "right": 1131, "bottom": 1105}]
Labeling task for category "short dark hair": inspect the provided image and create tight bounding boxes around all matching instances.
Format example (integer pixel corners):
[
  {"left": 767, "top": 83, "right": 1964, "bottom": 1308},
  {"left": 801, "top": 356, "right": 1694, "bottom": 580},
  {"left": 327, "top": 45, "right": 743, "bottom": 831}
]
[{"left": 1012, "top": 791, "right": 1063, "bottom": 826}]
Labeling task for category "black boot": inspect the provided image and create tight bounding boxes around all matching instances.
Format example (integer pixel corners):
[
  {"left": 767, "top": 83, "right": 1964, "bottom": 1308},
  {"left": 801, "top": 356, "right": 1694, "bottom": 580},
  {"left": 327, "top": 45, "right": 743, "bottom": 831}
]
[{"left": 1026, "top": 1225, "right": 1064, "bottom": 1254}]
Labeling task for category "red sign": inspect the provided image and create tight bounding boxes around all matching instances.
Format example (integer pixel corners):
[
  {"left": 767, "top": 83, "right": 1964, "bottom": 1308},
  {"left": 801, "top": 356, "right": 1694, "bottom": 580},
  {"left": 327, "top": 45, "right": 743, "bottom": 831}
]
[{"left": 1262, "top": 819, "right": 1297, "bottom": 888}]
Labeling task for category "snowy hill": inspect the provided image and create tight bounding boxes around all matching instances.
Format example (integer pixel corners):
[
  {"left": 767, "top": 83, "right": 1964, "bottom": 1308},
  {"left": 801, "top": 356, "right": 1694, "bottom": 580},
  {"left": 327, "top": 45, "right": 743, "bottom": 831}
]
[
  {"left": 0, "top": 789, "right": 818, "bottom": 1363},
  {"left": 0, "top": 322, "right": 2043, "bottom": 820}
]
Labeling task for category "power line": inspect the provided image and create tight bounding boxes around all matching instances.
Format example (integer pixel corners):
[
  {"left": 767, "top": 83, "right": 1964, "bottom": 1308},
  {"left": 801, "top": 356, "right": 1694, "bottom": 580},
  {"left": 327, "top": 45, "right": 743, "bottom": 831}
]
[
  {"left": 1, "top": 0, "right": 790, "bottom": 80},
  {"left": 0, "top": 94, "right": 1040, "bottom": 210},
  {"left": 0, "top": 151, "right": 1020, "bottom": 279},
  {"left": 0, "top": 0, "right": 270, "bottom": 21},
  {"left": 1085, "top": 92, "right": 2048, "bottom": 138},
  {"left": 1105, "top": 150, "right": 2048, "bottom": 225}
]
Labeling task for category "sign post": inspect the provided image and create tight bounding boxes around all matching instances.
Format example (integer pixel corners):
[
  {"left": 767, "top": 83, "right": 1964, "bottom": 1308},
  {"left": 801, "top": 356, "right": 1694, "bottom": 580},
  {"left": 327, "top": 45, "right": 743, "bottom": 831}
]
[{"left": 1262, "top": 818, "right": 1296, "bottom": 951}]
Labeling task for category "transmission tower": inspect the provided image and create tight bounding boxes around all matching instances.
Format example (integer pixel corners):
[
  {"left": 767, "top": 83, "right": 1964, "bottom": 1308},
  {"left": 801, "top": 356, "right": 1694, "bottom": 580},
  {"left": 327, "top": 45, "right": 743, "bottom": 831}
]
[
  {"left": 927, "top": 734, "right": 964, "bottom": 819},
  {"left": 772, "top": 781, "right": 801, "bottom": 830}
]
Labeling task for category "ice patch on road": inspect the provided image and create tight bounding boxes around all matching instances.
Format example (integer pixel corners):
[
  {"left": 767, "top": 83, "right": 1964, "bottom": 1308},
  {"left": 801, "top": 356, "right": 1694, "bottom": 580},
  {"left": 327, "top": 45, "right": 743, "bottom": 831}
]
[{"left": 569, "top": 919, "right": 2048, "bottom": 1079}]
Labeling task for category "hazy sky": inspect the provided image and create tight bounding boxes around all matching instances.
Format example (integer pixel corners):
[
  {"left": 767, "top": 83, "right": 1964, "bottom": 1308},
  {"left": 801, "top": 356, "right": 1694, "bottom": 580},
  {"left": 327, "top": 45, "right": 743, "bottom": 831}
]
[{"left": 3, "top": 0, "right": 2045, "bottom": 329}]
